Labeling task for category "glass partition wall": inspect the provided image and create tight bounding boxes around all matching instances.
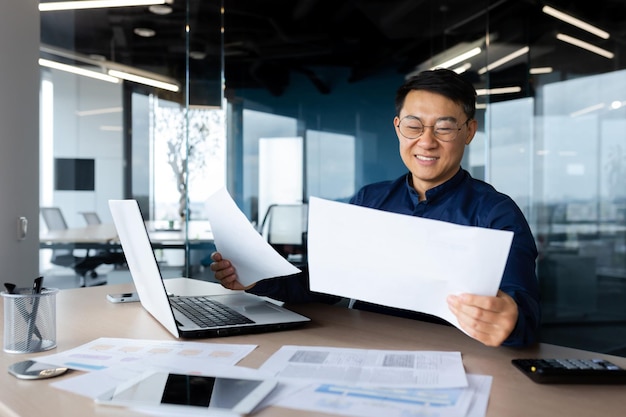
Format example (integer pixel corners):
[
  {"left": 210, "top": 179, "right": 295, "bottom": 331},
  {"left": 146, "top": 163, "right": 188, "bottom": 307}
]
[
  {"left": 39, "top": 0, "right": 224, "bottom": 281},
  {"left": 39, "top": 0, "right": 626, "bottom": 356}
]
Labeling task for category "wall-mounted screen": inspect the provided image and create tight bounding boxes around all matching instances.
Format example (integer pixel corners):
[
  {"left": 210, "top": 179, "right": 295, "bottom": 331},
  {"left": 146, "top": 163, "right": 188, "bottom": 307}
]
[{"left": 54, "top": 158, "right": 95, "bottom": 191}]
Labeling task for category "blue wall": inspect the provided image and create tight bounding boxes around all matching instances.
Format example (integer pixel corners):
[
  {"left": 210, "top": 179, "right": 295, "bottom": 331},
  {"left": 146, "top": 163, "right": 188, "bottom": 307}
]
[{"left": 233, "top": 67, "right": 408, "bottom": 189}]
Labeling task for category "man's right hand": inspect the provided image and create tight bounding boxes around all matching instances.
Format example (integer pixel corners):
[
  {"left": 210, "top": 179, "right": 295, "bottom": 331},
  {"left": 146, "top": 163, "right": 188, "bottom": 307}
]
[{"left": 209, "top": 252, "right": 255, "bottom": 291}]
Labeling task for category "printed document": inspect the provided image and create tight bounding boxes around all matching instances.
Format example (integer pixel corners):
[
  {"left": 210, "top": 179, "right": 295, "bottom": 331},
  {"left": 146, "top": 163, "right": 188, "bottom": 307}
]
[
  {"left": 274, "top": 373, "right": 492, "bottom": 417},
  {"left": 256, "top": 345, "right": 492, "bottom": 417},
  {"left": 259, "top": 345, "right": 468, "bottom": 388},
  {"left": 36, "top": 337, "right": 258, "bottom": 400},
  {"left": 307, "top": 197, "right": 514, "bottom": 331},
  {"left": 206, "top": 187, "right": 300, "bottom": 285}
]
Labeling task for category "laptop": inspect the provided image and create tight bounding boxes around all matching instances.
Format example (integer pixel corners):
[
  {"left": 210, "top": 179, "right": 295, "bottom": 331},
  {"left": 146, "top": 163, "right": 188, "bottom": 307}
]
[{"left": 108, "top": 199, "right": 310, "bottom": 338}]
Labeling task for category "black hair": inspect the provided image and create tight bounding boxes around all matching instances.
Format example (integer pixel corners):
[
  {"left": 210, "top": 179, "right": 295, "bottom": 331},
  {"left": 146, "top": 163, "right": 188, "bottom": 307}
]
[{"left": 395, "top": 68, "right": 477, "bottom": 119}]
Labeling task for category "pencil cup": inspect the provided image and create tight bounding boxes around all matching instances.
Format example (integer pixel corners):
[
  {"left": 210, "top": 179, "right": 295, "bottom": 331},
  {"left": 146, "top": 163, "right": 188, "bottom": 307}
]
[{"left": 2, "top": 288, "right": 58, "bottom": 353}]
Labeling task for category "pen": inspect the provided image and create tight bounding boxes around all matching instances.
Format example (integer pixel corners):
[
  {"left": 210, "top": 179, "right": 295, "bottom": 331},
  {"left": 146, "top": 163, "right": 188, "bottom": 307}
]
[
  {"left": 32, "top": 276, "right": 43, "bottom": 295},
  {"left": 26, "top": 276, "right": 44, "bottom": 350},
  {"left": 4, "top": 282, "right": 43, "bottom": 341},
  {"left": 4, "top": 282, "right": 16, "bottom": 294}
]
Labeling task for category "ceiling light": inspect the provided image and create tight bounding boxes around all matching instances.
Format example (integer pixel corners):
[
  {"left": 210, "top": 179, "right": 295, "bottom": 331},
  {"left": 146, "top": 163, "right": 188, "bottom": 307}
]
[
  {"left": 39, "top": 1, "right": 169, "bottom": 12},
  {"left": 529, "top": 67, "right": 553, "bottom": 75},
  {"left": 478, "top": 46, "right": 529, "bottom": 75},
  {"left": 542, "top": 5, "right": 609, "bottom": 39},
  {"left": 189, "top": 51, "right": 207, "bottom": 60},
  {"left": 134, "top": 27, "right": 156, "bottom": 37},
  {"left": 410, "top": 35, "right": 493, "bottom": 76},
  {"left": 556, "top": 33, "right": 614, "bottom": 59},
  {"left": 41, "top": 44, "right": 180, "bottom": 93},
  {"left": 475, "top": 86, "right": 522, "bottom": 96},
  {"left": 108, "top": 69, "right": 179, "bottom": 92},
  {"left": 148, "top": 4, "right": 173, "bottom": 15},
  {"left": 39, "top": 58, "right": 120, "bottom": 84},
  {"left": 570, "top": 103, "right": 605, "bottom": 117},
  {"left": 431, "top": 47, "right": 481, "bottom": 70},
  {"left": 76, "top": 107, "right": 123, "bottom": 117},
  {"left": 452, "top": 63, "right": 472, "bottom": 74}
]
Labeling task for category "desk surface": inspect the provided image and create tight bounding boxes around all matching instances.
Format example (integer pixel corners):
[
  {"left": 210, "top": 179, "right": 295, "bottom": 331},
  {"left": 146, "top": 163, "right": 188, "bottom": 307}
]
[{"left": 2, "top": 280, "right": 626, "bottom": 417}]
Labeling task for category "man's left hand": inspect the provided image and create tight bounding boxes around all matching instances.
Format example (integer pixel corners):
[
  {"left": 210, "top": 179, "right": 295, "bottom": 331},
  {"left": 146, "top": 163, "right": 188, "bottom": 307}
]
[{"left": 447, "top": 290, "right": 518, "bottom": 347}]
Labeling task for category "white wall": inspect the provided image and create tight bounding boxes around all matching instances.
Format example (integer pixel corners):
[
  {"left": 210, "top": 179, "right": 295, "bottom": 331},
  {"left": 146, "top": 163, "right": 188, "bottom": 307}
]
[{"left": 0, "top": 1, "right": 40, "bottom": 288}]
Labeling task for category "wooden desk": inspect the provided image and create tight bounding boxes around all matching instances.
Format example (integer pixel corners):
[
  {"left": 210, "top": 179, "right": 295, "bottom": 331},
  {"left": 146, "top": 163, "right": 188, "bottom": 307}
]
[{"left": 2, "top": 280, "right": 626, "bottom": 417}]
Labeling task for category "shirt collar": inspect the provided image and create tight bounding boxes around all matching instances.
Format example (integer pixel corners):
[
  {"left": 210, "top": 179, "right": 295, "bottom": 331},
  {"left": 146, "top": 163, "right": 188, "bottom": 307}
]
[
  {"left": 405, "top": 167, "right": 465, "bottom": 204},
  {"left": 404, "top": 175, "right": 420, "bottom": 206}
]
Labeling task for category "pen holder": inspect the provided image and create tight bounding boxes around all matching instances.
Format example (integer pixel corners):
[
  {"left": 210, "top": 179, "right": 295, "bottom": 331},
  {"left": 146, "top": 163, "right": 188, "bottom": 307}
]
[{"left": 2, "top": 288, "right": 59, "bottom": 353}]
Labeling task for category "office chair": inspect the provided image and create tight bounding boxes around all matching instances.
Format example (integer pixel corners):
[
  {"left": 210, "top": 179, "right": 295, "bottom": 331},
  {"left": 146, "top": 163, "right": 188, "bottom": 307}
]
[
  {"left": 41, "top": 207, "right": 76, "bottom": 269},
  {"left": 80, "top": 211, "right": 101, "bottom": 225},
  {"left": 40, "top": 207, "right": 113, "bottom": 286},
  {"left": 79, "top": 210, "right": 127, "bottom": 271},
  {"left": 259, "top": 203, "right": 309, "bottom": 265}
]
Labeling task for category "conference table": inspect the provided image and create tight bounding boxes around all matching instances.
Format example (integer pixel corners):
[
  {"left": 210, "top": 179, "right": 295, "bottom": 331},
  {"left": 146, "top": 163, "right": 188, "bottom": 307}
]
[
  {"left": 39, "top": 221, "right": 215, "bottom": 277},
  {"left": 39, "top": 220, "right": 214, "bottom": 249},
  {"left": 1, "top": 279, "right": 626, "bottom": 417}
]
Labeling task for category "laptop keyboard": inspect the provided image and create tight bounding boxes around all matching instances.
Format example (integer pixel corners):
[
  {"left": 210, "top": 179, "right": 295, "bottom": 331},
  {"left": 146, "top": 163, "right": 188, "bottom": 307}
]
[{"left": 170, "top": 296, "right": 255, "bottom": 327}]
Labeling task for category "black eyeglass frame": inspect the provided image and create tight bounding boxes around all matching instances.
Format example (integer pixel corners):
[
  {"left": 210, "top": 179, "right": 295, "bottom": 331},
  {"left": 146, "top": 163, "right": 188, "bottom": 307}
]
[{"left": 396, "top": 116, "right": 472, "bottom": 142}]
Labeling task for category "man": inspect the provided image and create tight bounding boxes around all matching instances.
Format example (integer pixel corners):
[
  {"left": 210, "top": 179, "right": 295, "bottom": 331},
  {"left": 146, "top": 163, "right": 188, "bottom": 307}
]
[{"left": 211, "top": 68, "right": 540, "bottom": 347}]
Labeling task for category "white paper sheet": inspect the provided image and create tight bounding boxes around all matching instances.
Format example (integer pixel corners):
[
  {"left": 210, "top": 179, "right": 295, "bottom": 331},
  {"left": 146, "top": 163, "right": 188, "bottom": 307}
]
[
  {"left": 307, "top": 197, "right": 513, "bottom": 330},
  {"left": 275, "top": 373, "right": 492, "bottom": 417},
  {"left": 37, "top": 337, "right": 258, "bottom": 400},
  {"left": 259, "top": 345, "right": 468, "bottom": 388},
  {"left": 205, "top": 187, "right": 301, "bottom": 286},
  {"left": 36, "top": 337, "right": 257, "bottom": 372}
]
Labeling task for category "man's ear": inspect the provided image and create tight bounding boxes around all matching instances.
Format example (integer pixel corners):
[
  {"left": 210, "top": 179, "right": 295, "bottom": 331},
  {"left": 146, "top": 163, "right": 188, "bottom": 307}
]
[
  {"left": 465, "top": 118, "right": 478, "bottom": 145},
  {"left": 393, "top": 116, "right": 401, "bottom": 139}
]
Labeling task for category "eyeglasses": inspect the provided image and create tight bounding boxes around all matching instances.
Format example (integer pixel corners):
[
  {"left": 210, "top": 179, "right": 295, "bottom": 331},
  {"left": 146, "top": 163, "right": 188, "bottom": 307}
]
[{"left": 396, "top": 116, "right": 471, "bottom": 142}]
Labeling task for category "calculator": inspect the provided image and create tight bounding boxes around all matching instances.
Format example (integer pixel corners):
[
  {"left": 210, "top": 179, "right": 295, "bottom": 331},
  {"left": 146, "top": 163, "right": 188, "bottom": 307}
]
[{"left": 512, "top": 358, "right": 626, "bottom": 384}]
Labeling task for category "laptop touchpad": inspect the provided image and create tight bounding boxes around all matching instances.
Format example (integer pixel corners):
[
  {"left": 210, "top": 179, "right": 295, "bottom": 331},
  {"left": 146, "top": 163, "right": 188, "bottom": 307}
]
[{"left": 244, "top": 303, "right": 283, "bottom": 314}]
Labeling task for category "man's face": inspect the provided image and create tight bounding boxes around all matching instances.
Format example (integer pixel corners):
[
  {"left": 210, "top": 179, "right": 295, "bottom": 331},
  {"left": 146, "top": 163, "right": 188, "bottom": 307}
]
[{"left": 394, "top": 89, "right": 477, "bottom": 199}]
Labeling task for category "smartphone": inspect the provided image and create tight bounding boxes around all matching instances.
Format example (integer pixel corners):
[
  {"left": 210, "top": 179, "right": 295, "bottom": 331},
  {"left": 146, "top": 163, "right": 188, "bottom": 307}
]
[
  {"left": 8, "top": 360, "right": 68, "bottom": 380},
  {"left": 106, "top": 292, "right": 140, "bottom": 303},
  {"left": 96, "top": 370, "right": 278, "bottom": 415}
]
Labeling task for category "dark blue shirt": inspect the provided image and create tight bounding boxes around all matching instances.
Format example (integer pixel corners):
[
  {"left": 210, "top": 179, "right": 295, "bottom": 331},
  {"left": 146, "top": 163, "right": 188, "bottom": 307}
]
[{"left": 250, "top": 168, "right": 541, "bottom": 347}]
